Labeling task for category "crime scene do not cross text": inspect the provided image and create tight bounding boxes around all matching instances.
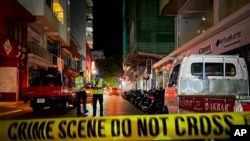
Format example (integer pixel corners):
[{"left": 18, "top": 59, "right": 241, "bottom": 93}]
[{"left": 1, "top": 112, "right": 249, "bottom": 141}]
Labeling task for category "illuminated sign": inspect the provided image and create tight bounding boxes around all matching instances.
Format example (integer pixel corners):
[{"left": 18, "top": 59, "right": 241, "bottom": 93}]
[{"left": 216, "top": 31, "right": 242, "bottom": 48}]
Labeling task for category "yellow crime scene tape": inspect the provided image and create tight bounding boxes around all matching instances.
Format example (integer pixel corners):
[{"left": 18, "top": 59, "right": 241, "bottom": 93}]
[{"left": 0, "top": 112, "right": 249, "bottom": 141}]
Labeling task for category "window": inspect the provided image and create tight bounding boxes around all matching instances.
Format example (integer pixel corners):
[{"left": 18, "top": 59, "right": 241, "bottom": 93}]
[
  {"left": 168, "top": 64, "right": 180, "bottom": 86},
  {"left": 42, "top": 75, "right": 62, "bottom": 86},
  {"left": 225, "top": 63, "right": 236, "bottom": 76},
  {"left": 5, "top": 19, "right": 22, "bottom": 43},
  {"left": 191, "top": 63, "right": 236, "bottom": 76},
  {"left": 205, "top": 63, "right": 223, "bottom": 76},
  {"left": 191, "top": 63, "right": 203, "bottom": 76},
  {"left": 219, "top": 0, "right": 249, "bottom": 21}
]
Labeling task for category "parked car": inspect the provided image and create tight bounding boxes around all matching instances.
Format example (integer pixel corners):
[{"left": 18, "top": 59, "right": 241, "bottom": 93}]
[{"left": 108, "top": 87, "right": 122, "bottom": 96}]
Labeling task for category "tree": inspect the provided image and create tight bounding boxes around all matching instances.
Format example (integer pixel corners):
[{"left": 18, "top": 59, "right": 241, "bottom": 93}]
[{"left": 95, "top": 55, "right": 123, "bottom": 87}]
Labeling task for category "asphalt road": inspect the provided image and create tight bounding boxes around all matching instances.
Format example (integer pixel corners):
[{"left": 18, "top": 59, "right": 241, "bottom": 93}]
[{"left": 0, "top": 95, "right": 145, "bottom": 119}]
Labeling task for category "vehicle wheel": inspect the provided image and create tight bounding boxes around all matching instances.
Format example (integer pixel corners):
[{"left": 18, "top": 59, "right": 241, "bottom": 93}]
[
  {"left": 49, "top": 105, "right": 56, "bottom": 111},
  {"left": 63, "top": 100, "right": 69, "bottom": 110},
  {"left": 162, "top": 106, "right": 169, "bottom": 114},
  {"left": 32, "top": 105, "right": 43, "bottom": 113},
  {"left": 141, "top": 105, "right": 148, "bottom": 112},
  {"left": 72, "top": 99, "right": 77, "bottom": 109}
]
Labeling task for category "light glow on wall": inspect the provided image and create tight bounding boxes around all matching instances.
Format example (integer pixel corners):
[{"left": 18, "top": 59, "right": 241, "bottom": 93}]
[{"left": 91, "top": 61, "right": 95, "bottom": 70}]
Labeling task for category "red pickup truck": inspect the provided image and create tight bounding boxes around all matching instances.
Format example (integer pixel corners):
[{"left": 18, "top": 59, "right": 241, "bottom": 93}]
[{"left": 23, "top": 67, "right": 76, "bottom": 112}]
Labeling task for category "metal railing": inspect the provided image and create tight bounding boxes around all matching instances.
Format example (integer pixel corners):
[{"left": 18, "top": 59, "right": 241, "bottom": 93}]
[
  {"left": 27, "top": 42, "right": 53, "bottom": 63},
  {"left": 27, "top": 42, "right": 79, "bottom": 70}
]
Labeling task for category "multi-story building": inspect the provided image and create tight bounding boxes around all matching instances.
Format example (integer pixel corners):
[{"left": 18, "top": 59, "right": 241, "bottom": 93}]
[
  {"left": 0, "top": 0, "right": 35, "bottom": 101},
  {"left": 0, "top": 0, "right": 92, "bottom": 101},
  {"left": 69, "top": 0, "right": 93, "bottom": 82},
  {"left": 123, "top": 0, "right": 175, "bottom": 90},
  {"left": 85, "top": 0, "right": 94, "bottom": 81},
  {"left": 17, "top": 0, "right": 80, "bottom": 100},
  {"left": 153, "top": 0, "right": 250, "bottom": 89}
]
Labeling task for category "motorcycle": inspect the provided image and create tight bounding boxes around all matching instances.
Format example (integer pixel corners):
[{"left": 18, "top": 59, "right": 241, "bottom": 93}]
[{"left": 139, "top": 89, "right": 166, "bottom": 114}]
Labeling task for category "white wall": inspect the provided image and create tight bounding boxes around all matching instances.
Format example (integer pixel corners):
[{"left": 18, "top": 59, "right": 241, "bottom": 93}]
[{"left": 0, "top": 67, "right": 17, "bottom": 93}]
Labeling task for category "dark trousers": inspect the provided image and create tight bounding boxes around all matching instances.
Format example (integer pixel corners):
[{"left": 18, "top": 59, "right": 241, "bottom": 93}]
[
  {"left": 76, "top": 91, "right": 87, "bottom": 114},
  {"left": 92, "top": 94, "right": 103, "bottom": 116}
]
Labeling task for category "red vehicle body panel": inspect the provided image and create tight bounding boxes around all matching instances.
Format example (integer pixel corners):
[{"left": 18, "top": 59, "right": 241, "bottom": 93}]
[
  {"left": 179, "top": 95, "right": 235, "bottom": 112},
  {"left": 23, "top": 86, "right": 72, "bottom": 98}
]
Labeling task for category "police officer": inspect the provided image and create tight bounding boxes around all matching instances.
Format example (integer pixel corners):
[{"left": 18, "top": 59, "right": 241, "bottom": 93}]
[
  {"left": 91, "top": 73, "right": 106, "bottom": 117},
  {"left": 74, "top": 71, "right": 88, "bottom": 116}
]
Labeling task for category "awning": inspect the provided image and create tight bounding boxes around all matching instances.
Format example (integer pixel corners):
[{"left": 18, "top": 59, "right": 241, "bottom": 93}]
[
  {"left": 61, "top": 46, "right": 81, "bottom": 59},
  {"left": 124, "top": 53, "right": 161, "bottom": 66},
  {"left": 160, "top": 0, "right": 187, "bottom": 15},
  {"left": 1, "top": 0, "right": 36, "bottom": 22}
]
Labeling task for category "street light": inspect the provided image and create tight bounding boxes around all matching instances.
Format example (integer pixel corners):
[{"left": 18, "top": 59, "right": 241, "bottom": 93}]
[{"left": 92, "top": 69, "right": 97, "bottom": 75}]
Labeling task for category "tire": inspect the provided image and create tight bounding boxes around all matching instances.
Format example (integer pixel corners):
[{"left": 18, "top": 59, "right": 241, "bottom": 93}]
[
  {"left": 32, "top": 105, "right": 43, "bottom": 113},
  {"left": 162, "top": 106, "right": 169, "bottom": 114},
  {"left": 72, "top": 99, "right": 77, "bottom": 109},
  {"left": 62, "top": 100, "right": 69, "bottom": 110}
]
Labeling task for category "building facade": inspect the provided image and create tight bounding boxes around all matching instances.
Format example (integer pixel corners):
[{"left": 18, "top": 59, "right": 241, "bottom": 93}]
[
  {"left": 123, "top": 0, "right": 175, "bottom": 90},
  {"left": 153, "top": 0, "right": 250, "bottom": 89},
  {"left": 85, "top": 0, "right": 94, "bottom": 81},
  {"left": 0, "top": 0, "right": 92, "bottom": 101},
  {"left": 0, "top": 0, "right": 35, "bottom": 100},
  {"left": 69, "top": 0, "right": 93, "bottom": 81}
]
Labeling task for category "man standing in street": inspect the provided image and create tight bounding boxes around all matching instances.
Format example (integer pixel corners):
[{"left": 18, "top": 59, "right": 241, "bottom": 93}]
[
  {"left": 74, "top": 71, "right": 88, "bottom": 116},
  {"left": 91, "top": 73, "right": 106, "bottom": 117}
]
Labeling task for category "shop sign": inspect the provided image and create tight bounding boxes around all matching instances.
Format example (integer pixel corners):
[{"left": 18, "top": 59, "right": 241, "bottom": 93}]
[
  {"left": 199, "top": 45, "right": 212, "bottom": 54},
  {"left": 0, "top": 35, "right": 26, "bottom": 62},
  {"left": 215, "top": 31, "right": 242, "bottom": 48}
]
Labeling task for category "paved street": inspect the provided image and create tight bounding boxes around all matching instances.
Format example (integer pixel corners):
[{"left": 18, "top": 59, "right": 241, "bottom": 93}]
[{"left": 0, "top": 95, "right": 145, "bottom": 119}]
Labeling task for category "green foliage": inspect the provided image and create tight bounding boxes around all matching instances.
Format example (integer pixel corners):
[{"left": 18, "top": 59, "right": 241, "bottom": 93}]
[{"left": 95, "top": 55, "right": 123, "bottom": 87}]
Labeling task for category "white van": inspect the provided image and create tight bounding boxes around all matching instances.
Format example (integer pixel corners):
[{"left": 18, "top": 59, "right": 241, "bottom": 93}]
[{"left": 163, "top": 54, "right": 250, "bottom": 114}]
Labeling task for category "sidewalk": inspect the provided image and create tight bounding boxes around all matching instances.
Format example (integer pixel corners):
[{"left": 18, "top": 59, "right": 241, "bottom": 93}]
[{"left": 0, "top": 101, "right": 31, "bottom": 117}]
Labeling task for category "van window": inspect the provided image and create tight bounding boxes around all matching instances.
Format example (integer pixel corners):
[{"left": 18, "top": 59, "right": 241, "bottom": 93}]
[
  {"left": 205, "top": 63, "right": 223, "bottom": 76},
  {"left": 168, "top": 64, "right": 180, "bottom": 86},
  {"left": 191, "top": 63, "right": 203, "bottom": 76},
  {"left": 225, "top": 63, "right": 236, "bottom": 76},
  {"left": 191, "top": 63, "right": 236, "bottom": 76}
]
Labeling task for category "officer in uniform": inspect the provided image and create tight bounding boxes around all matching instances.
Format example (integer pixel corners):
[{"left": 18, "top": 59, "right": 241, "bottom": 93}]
[
  {"left": 74, "top": 71, "right": 88, "bottom": 116},
  {"left": 91, "top": 73, "right": 106, "bottom": 117}
]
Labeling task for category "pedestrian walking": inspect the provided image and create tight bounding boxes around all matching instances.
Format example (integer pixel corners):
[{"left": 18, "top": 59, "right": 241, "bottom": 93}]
[
  {"left": 91, "top": 73, "right": 106, "bottom": 117},
  {"left": 74, "top": 71, "right": 88, "bottom": 116}
]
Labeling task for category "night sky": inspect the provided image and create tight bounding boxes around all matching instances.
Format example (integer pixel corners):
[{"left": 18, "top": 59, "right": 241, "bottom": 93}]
[{"left": 93, "top": 0, "right": 123, "bottom": 58}]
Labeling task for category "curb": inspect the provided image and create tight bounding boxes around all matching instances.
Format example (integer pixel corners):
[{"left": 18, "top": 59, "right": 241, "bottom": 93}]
[{"left": 0, "top": 108, "right": 31, "bottom": 116}]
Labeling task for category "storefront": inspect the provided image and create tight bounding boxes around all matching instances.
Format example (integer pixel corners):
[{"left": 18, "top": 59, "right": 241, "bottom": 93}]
[
  {"left": 0, "top": 0, "right": 35, "bottom": 101},
  {"left": 152, "top": 3, "right": 250, "bottom": 89},
  {"left": 155, "top": 64, "right": 172, "bottom": 89}
]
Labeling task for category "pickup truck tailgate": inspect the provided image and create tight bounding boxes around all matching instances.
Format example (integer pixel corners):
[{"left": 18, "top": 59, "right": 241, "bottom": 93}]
[{"left": 23, "top": 86, "right": 62, "bottom": 98}]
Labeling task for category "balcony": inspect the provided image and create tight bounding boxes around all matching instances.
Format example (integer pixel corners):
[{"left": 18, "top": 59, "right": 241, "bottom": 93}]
[
  {"left": 27, "top": 42, "right": 66, "bottom": 69},
  {"left": 61, "top": 46, "right": 81, "bottom": 59},
  {"left": 48, "top": 22, "right": 70, "bottom": 46},
  {"left": 18, "top": 0, "right": 59, "bottom": 33},
  {"left": 86, "top": 7, "right": 93, "bottom": 15},
  {"left": 27, "top": 42, "right": 53, "bottom": 63},
  {"left": 86, "top": 20, "right": 93, "bottom": 28},
  {"left": 18, "top": 0, "right": 69, "bottom": 46}
]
